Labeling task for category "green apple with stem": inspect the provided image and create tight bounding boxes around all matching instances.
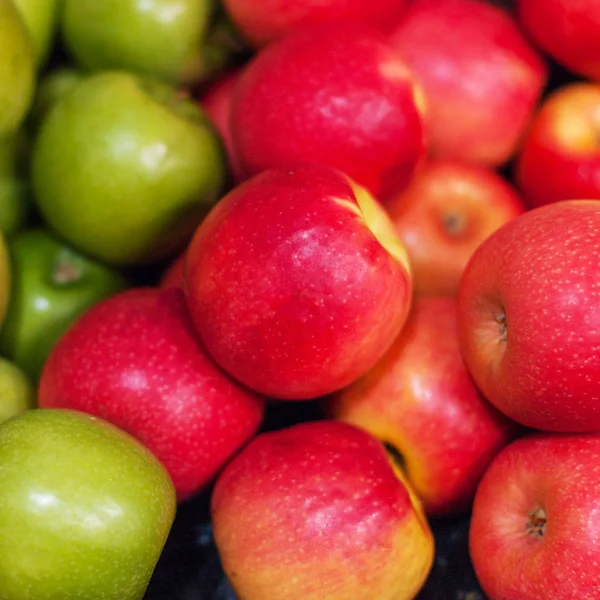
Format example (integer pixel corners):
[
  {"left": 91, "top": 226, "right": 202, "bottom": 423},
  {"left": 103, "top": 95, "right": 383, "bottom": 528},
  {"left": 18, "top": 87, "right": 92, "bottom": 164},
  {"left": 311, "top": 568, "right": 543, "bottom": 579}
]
[
  {"left": 32, "top": 71, "right": 227, "bottom": 265},
  {"left": 0, "top": 0, "right": 35, "bottom": 137},
  {"left": 0, "top": 408, "right": 176, "bottom": 600},
  {"left": 0, "top": 229, "right": 128, "bottom": 381},
  {"left": 0, "top": 357, "right": 34, "bottom": 424},
  {"left": 62, "top": 0, "right": 242, "bottom": 86},
  {"left": 12, "top": 0, "right": 60, "bottom": 67}
]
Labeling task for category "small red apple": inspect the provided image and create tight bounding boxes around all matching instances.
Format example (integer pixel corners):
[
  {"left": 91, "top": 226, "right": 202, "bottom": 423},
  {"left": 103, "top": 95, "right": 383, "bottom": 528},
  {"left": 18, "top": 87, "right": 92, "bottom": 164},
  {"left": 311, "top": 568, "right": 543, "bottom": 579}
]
[
  {"left": 38, "top": 287, "right": 266, "bottom": 501},
  {"left": 212, "top": 420, "right": 435, "bottom": 600},
  {"left": 159, "top": 251, "right": 185, "bottom": 290},
  {"left": 470, "top": 432, "right": 600, "bottom": 599},
  {"left": 386, "top": 160, "right": 525, "bottom": 296},
  {"left": 515, "top": 83, "right": 600, "bottom": 209},
  {"left": 517, "top": 0, "right": 600, "bottom": 82},
  {"left": 222, "top": 0, "right": 409, "bottom": 47},
  {"left": 330, "top": 297, "right": 517, "bottom": 516},
  {"left": 184, "top": 164, "right": 413, "bottom": 400},
  {"left": 198, "top": 68, "right": 244, "bottom": 184},
  {"left": 458, "top": 200, "right": 600, "bottom": 432},
  {"left": 390, "top": 0, "right": 547, "bottom": 167},
  {"left": 230, "top": 24, "right": 426, "bottom": 200}
]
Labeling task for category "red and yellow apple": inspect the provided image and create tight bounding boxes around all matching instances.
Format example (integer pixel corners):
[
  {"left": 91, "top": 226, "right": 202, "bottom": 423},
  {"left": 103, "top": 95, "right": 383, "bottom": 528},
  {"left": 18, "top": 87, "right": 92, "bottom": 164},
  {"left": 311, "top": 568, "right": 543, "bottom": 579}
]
[
  {"left": 222, "top": 0, "right": 409, "bottom": 48},
  {"left": 389, "top": 0, "right": 547, "bottom": 167},
  {"left": 39, "top": 287, "right": 266, "bottom": 501},
  {"left": 515, "top": 83, "right": 600, "bottom": 208},
  {"left": 470, "top": 432, "right": 600, "bottom": 599},
  {"left": 330, "top": 297, "right": 516, "bottom": 516},
  {"left": 230, "top": 24, "right": 426, "bottom": 200},
  {"left": 212, "top": 420, "right": 434, "bottom": 600},
  {"left": 517, "top": 0, "right": 600, "bottom": 82},
  {"left": 458, "top": 200, "right": 600, "bottom": 432},
  {"left": 386, "top": 160, "right": 525, "bottom": 296},
  {"left": 184, "top": 164, "right": 413, "bottom": 400}
]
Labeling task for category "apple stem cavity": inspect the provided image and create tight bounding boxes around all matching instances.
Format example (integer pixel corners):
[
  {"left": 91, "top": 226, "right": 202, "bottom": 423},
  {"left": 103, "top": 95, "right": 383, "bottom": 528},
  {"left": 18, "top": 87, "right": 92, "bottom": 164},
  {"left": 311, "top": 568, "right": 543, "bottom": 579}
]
[
  {"left": 526, "top": 506, "right": 546, "bottom": 538},
  {"left": 52, "top": 249, "right": 83, "bottom": 285},
  {"left": 492, "top": 311, "right": 508, "bottom": 343},
  {"left": 442, "top": 211, "right": 467, "bottom": 237}
]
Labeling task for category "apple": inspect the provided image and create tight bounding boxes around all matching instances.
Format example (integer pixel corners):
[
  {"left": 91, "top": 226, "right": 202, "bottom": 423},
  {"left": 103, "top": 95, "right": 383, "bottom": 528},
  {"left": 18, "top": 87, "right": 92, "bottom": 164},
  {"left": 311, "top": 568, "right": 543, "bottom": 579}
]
[
  {"left": 389, "top": 0, "right": 547, "bottom": 167},
  {"left": 199, "top": 67, "right": 245, "bottom": 184},
  {"left": 212, "top": 420, "right": 435, "bottom": 600},
  {"left": 222, "top": 0, "right": 409, "bottom": 47},
  {"left": 30, "top": 67, "right": 85, "bottom": 127},
  {"left": 0, "top": 0, "right": 35, "bottom": 137},
  {"left": 0, "top": 230, "right": 9, "bottom": 328},
  {"left": 184, "top": 164, "right": 413, "bottom": 400},
  {"left": 515, "top": 83, "right": 600, "bottom": 209},
  {"left": 230, "top": 24, "right": 426, "bottom": 200},
  {"left": 12, "top": 0, "right": 60, "bottom": 67},
  {"left": 0, "top": 357, "right": 34, "bottom": 425},
  {"left": 39, "top": 287, "right": 266, "bottom": 501},
  {"left": 386, "top": 160, "right": 525, "bottom": 296},
  {"left": 458, "top": 200, "right": 600, "bottom": 432},
  {"left": 31, "top": 71, "right": 226, "bottom": 265},
  {"left": 0, "top": 132, "right": 31, "bottom": 237},
  {"left": 517, "top": 0, "right": 600, "bottom": 82},
  {"left": 470, "top": 431, "right": 600, "bottom": 599},
  {"left": 0, "top": 408, "right": 176, "bottom": 600},
  {"left": 61, "top": 0, "right": 238, "bottom": 86},
  {"left": 160, "top": 251, "right": 186, "bottom": 290},
  {"left": 0, "top": 229, "right": 127, "bottom": 381},
  {"left": 330, "top": 297, "right": 517, "bottom": 516}
]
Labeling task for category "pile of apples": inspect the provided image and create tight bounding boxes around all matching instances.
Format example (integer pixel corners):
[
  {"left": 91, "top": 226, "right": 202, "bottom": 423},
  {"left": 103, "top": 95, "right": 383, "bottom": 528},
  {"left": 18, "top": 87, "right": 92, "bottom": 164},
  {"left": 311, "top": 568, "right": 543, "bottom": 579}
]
[{"left": 1, "top": 0, "right": 600, "bottom": 599}]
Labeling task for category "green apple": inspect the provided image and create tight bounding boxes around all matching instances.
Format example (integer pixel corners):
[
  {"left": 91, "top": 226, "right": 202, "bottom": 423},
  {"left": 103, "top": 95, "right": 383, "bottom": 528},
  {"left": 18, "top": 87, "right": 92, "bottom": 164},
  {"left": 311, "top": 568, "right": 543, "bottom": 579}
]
[
  {"left": 30, "top": 67, "right": 85, "bottom": 127},
  {"left": 0, "top": 229, "right": 128, "bottom": 381},
  {"left": 62, "top": 0, "right": 239, "bottom": 86},
  {"left": 12, "top": 0, "right": 60, "bottom": 67},
  {"left": 0, "top": 229, "right": 9, "bottom": 327},
  {"left": 0, "top": 408, "right": 176, "bottom": 600},
  {"left": 32, "top": 71, "right": 226, "bottom": 265},
  {"left": 0, "top": 132, "right": 32, "bottom": 236},
  {"left": 0, "top": 0, "right": 36, "bottom": 136},
  {"left": 0, "top": 357, "right": 34, "bottom": 424}
]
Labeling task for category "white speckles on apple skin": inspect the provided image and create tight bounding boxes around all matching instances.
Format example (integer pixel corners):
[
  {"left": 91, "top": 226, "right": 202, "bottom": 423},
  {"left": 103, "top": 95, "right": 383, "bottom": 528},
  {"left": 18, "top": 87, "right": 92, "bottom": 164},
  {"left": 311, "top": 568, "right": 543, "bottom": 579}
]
[{"left": 458, "top": 200, "right": 600, "bottom": 431}]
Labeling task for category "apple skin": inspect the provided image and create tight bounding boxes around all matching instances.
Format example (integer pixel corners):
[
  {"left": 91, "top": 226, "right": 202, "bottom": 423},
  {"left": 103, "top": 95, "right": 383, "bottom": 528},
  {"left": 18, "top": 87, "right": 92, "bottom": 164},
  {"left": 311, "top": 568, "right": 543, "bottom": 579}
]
[
  {"left": 199, "top": 67, "right": 245, "bottom": 184},
  {"left": 184, "top": 164, "right": 413, "bottom": 400},
  {"left": 160, "top": 251, "right": 186, "bottom": 290},
  {"left": 389, "top": 0, "right": 547, "bottom": 167},
  {"left": 12, "top": 0, "right": 59, "bottom": 67},
  {"left": 470, "top": 432, "right": 600, "bottom": 599},
  {"left": 62, "top": 0, "right": 230, "bottom": 86},
  {"left": 38, "top": 287, "right": 266, "bottom": 501},
  {"left": 230, "top": 24, "right": 426, "bottom": 200},
  {"left": 31, "top": 71, "right": 226, "bottom": 265},
  {"left": 330, "top": 297, "right": 517, "bottom": 516},
  {"left": 0, "top": 357, "right": 34, "bottom": 425},
  {"left": 222, "top": 0, "right": 408, "bottom": 47},
  {"left": 386, "top": 160, "right": 525, "bottom": 296},
  {"left": 517, "top": 0, "right": 600, "bottom": 82},
  {"left": 515, "top": 83, "right": 600, "bottom": 209},
  {"left": 0, "top": 408, "right": 176, "bottom": 600},
  {"left": 212, "top": 420, "right": 434, "bottom": 600},
  {"left": 458, "top": 200, "right": 600, "bottom": 432},
  {"left": 0, "top": 0, "right": 35, "bottom": 138}
]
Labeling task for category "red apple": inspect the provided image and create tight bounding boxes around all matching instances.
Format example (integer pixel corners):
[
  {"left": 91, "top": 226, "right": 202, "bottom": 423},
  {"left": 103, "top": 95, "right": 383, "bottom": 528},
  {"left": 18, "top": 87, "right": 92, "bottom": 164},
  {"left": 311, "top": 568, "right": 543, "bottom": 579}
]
[
  {"left": 184, "top": 164, "right": 413, "bottom": 400},
  {"left": 212, "top": 420, "right": 435, "bottom": 600},
  {"left": 515, "top": 83, "right": 600, "bottom": 209},
  {"left": 222, "top": 0, "right": 409, "bottom": 48},
  {"left": 330, "top": 297, "right": 516, "bottom": 516},
  {"left": 470, "top": 432, "right": 600, "bottom": 599},
  {"left": 199, "top": 68, "right": 244, "bottom": 184},
  {"left": 159, "top": 251, "right": 185, "bottom": 290},
  {"left": 38, "top": 287, "right": 266, "bottom": 501},
  {"left": 389, "top": 0, "right": 547, "bottom": 167},
  {"left": 230, "top": 24, "right": 426, "bottom": 200},
  {"left": 386, "top": 160, "right": 525, "bottom": 296},
  {"left": 458, "top": 200, "right": 600, "bottom": 432},
  {"left": 517, "top": 0, "right": 600, "bottom": 82}
]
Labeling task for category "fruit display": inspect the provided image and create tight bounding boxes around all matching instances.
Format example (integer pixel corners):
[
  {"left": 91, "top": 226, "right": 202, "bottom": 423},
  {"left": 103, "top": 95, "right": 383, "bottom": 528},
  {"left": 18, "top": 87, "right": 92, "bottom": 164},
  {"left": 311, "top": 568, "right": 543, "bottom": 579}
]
[{"left": 0, "top": 0, "right": 599, "bottom": 598}]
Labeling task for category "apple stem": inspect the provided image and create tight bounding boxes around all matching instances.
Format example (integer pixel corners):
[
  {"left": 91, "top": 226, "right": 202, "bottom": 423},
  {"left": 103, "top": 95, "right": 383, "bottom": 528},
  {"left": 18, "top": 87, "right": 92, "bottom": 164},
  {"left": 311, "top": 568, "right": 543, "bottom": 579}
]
[
  {"left": 492, "top": 311, "right": 507, "bottom": 343},
  {"left": 526, "top": 506, "right": 546, "bottom": 538}
]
